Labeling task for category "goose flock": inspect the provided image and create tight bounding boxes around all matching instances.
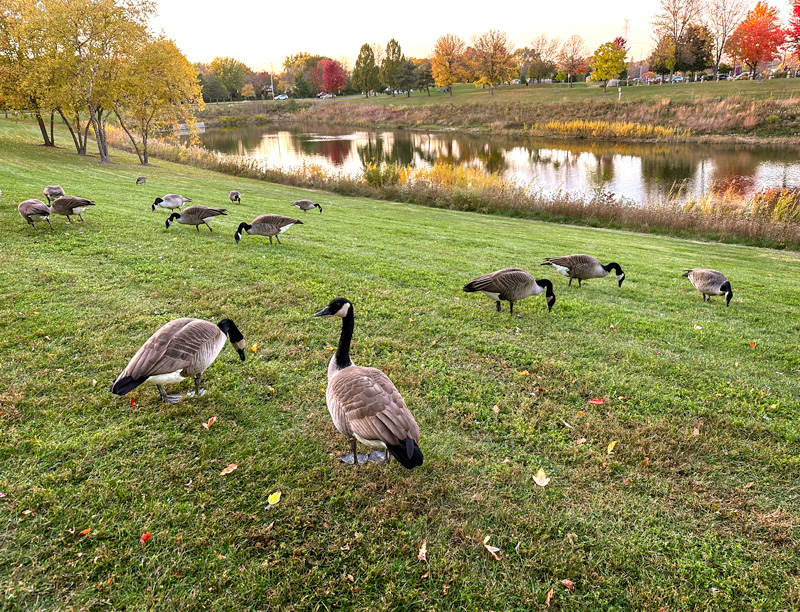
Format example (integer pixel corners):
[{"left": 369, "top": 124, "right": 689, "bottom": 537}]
[{"left": 14, "top": 182, "right": 736, "bottom": 471}]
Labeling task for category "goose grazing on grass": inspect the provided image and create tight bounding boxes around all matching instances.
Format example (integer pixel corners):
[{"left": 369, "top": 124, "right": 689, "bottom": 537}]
[
  {"left": 683, "top": 269, "right": 733, "bottom": 306},
  {"left": 136, "top": 176, "right": 147, "bottom": 185},
  {"left": 234, "top": 214, "right": 303, "bottom": 245},
  {"left": 43, "top": 185, "right": 65, "bottom": 204},
  {"left": 541, "top": 254, "right": 625, "bottom": 288},
  {"left": 18, "top": 199, "right": 53, "bottom": 230},
  {"left": 110, "top": 317, "right": 246, "bottom": 404},
  {"left": 314, "top": 297, "right": 423, "bottom": 468},
  {"left": 49, "top": 195, "right": 95, "bottom": 223},
  {"left": 463, "top": 268, "right": 555, "bottom": 314},
  {"left": 166, "top": 205, "right": 227, "bottom": 232},
  {"left": 292, "top": 199, "right": 322, "bottom": 214},
  {"left": 229, "top": 190, "right": 241, "bottom": 204},
  {"left": 152, "top": 194, "right": 191, "bottom": 212}
]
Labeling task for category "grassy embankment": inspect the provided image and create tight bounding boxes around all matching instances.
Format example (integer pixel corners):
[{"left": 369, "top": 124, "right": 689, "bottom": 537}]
[
  {"left": 2, "top": 119, "right": 800, "bottom": 611},
  {"left": 200, "top": 81, "right": 800, "bottom": 142}
]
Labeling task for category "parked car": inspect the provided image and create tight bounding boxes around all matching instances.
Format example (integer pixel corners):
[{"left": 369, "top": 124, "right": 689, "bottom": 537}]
[
  {"left": 322, "top": 93, "right": 336, "bottom": 99},
  {"left": 275, "top": 94, "right": 288, "bottom": 100},
  {"left": 672, "top": 75, "right": 684, "bottom": 83},
  {"left": 734, "top": 72, "right": 751, "bottom": 80}
]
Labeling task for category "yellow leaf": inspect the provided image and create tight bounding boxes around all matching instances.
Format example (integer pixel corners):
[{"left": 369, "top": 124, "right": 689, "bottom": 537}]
[
  {"left": 325, "top": 346, "right": 334, "bottom": 351},
  {"left": 219, "top": 463, "right": 238, "bottom": 476},
  {"left": 533, "top": 467, "right": 551, "bottom": 487},
  {"left": 267, "top": 490, "right": 281, "bottom": 506},
  {"left": 607, "top": 441, "right": 618, "bottom": 454},
  {"left": 520, "top": 370, "right": 530, "bottom": 376},
  {"left": 250, "top": 343, "right": 258, "bottom": 353},
  {"left": 269, "top": 386, "right": 276, "bottom": 393}
]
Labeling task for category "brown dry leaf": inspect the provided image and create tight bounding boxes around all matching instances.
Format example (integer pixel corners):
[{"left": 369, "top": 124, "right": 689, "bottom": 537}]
[
  {"left": 561, "top": 579, "right": 575, "bottom": 591},
  {"left": 91, "top": 379, "right": 98, "bottom": 387},
  {"left": 743, "top": 482, "right": 754, "bottom": 490},
  {"left": 575, "top": 437, "right": 587, "bottom": 445},
  {"left": 607, "top": 440, "right": 618, "bottom": 455},
  {"left": 418, "top": 539, "right": 427, "bottom": 563},
  {"left": 482, "top": 535, "right": 501, "bottom": 561},
  {"left": 219, "top": 463, "right": 238, "bottom": 476},
  {"left": 421, "top": 571, "right": 429, "bottom": 580},
  {"left": 545, "top": 588, "right": 554, "bottom": 606},
  {"left": 266, "top": 522, "right": 274, "bottom": 531},
  {"left": 347, "top": 574, "right": 354, "bottom": 582},
  {"left": 79, "top": 528, "right": 91, "bottom": 536},
  {"left": 341, "top": 544, "right": 351, "bottom": 551},
  {"left": 215, "top": 551, "right": 226, "bottom": 559},
  {"left": 533, "top": 467, "right": 551, "bottom": 487},
  {"left": 492, "top": 405, "right": 500, "bottom": 413},
  {"left": 693, "top": 428, "right": 700, "bottom": 436},
  {"left": 442, "top": 584, "right": 450, "bottom": 595},
  {"left": 565, "top": 532, "right": 578, "bottom": 543},
  {"left": 640, "top": 457, "right": 650, "bottom": 466},
  {"left": 202, "top": 416, "right": 217, "bottom": 430}
]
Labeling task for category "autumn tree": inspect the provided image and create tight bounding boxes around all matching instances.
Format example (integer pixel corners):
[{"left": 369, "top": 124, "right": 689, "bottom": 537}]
[
  {"left": 592, "top": 38, "right": 628, "bottom": 91},
  {"left": 558, "top": 34, "right": 588, "bottom": 87},
  {"left": 352, "top": 43, "right": 379, "bottom": 97},
  {"left": 705, "top": 0, "right": 748, "bottom": 78},
  {"left": 323, "top": 60, "right": 347, "bottom": 93},
  {"left": 210, "top": 56, "right": 247, "bottom": 100},
  {"left": 790, "top": 0, "right": 800, "bottom": 55},
  {"left": 113, "top": 37, "right": 201, "bottom": 165},
  {"left": 381, "top": 38, "right": 404, "bottom": 95},
  {"left": 471, "top": 29, "right": 516, "bottom": 94},
  {"left": 726, "top": 1, "right": 786, "bottom": 75},
  {"left": 431, "top": 33, "right": 465, "bottom": 95},
  {"left": 651, "top": 0, "right": 703, "bottom": 79},
  {"left": 528, "top": 34, "right": 561, "bottom": 83}
]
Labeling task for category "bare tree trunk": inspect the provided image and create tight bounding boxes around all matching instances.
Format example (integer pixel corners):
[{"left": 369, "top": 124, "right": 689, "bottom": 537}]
[
  {"left": 33, "top": 107, "right": 53, "bottom": 147},
  {"left": 50, "top": 111, "right": 55, "bottom": 146},
  {"left": 113, "top": 106, "right": 144, "bottom": 164},
  {"left": 89, "top": 104, "right": 111, "bottom": 163}
]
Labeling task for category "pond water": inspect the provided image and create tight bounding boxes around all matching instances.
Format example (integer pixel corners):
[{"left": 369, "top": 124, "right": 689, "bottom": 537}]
[{"left": 197, "top": 124, "right": 800, "bottom": 203}]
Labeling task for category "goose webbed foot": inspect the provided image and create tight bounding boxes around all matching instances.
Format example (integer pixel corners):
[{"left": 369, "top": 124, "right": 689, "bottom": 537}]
[
  {"left": 186, "top": 389, "right": 207, "bottom": 397},
  {"left": 157, "top": 385, "right": 183, "bottom": 404},
  {"left": 276, "top": 235, "right": 283, "bottom": 245},
  {"left": 368, "top": 449, "right": 390, "bottom": 464},
  {"left": 340, "top": 452, "right": 369, "bottom": 465}
]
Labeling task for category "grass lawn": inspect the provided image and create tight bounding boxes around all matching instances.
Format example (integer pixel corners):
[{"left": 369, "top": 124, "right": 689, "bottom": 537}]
[{"left": 1, "top": 119, "right": 800, "bottom": 611}]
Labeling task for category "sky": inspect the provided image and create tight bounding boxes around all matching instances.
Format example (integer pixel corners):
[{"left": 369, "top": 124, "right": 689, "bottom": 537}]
[{"left": 149, "top": 0, "right": 661, "bottom": 72}]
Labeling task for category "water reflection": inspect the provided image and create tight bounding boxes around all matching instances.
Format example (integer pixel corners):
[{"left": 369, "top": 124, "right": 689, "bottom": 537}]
[{"left": 197, "top": 124, "right": 800, "bottom": 203}]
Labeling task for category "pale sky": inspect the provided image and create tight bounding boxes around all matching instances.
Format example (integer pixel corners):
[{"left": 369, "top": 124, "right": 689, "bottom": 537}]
[{"left": 150, "top": 0, "right": 660, "bottom": 72}]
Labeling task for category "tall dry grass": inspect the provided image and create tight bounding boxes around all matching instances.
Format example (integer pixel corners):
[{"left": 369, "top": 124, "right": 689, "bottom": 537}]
[{"left": 106, "top": 129, "right": 800, "bottom": 251}]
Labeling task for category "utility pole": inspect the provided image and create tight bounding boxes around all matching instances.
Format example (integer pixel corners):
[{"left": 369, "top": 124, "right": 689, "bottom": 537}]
[
  {"left": 270, "top": 63, "right": 275, "bottom": 100},
  {"left": 623, "top": 19, "right": 630, "bottom": 40}
]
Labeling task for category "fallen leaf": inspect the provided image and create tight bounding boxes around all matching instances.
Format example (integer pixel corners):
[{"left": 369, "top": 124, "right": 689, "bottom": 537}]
[
  {"left": 749, "top": 342, "right": 757, "bottom": 348},
  {"left": 421, "top": 571, "right": 429, "bottom": 580},
  {"left": 575, "top": 438, "right": 587, "bottom": 445},
  {"left": 347, "top": 574, "right": 354, "bottom": 582},
  {"left": 693, "top": 324, "right": 703, "bottom": 330},
  {"left": 482, "top": 535, "right": 502, "bottom": 560},
  {"left": 215, "top": 551, "right": 226, "bottom": 559},
  {"left": 341, "top": 544, "right": 351, "bottom": 551},
  {"left": 219, "top": 463, "right": 238, "bottom": 476},
  {"left": 325, "top": 345, "right": 334, "bottom": 351},
  {"left": 0, "top": 493, "right": 5, "bottom": 498},
  {"left": 641, "top": 457, "right": 650, "bottom": 466},
  {"left": 565, "top": 532, "right": 578, "bottom": 543},
  {"left": 693, "top": 428, "right": 700, "bottom": 436},
  {"left": 442, "top": 584, "right": 450, "bottom": 595},
  {"left": 533, "top": 467, "right": 551, "bottom": 487},
  {"left": 418, "top": 539, "right": 427, "bottom": 562},
  {"left": 268, "top": 386, "right": 276, "bottom": 394},
  {"left": 609, "top": 324, "right": 616, "bottom": 331},
  {"left": 266, "top": 522, "right": 274, "bottom": 531},
  {"left": 250, "top": 343, "right": 258, "bottom": 353},
  {"left": 492, "top": 405, "right": 500, "bottom": 413},
  {"left": 545, "top": 588, "right": 554, "bottom": 606},
  {"left": 561, "top": 579, "right": 575, "bottom": 591},
  {"left": 91, "top": 379, "right": 97, "bottom": 386},
  {"left": 79, "top": 528, "right": 91, "bottom": 536},
  {"left": 743, "top": 482, "right": 754, "bottom": 490},
  {"left": 22, "top": 509, "right": 33, "bottom": 515},
  {"left": 202, "top": 416, "right": 217, "bottom": 430},
  {"left": 130, "top": 398, "right": 137, "bottom": 406},
  {"left": 430, "top": 339, "right": 437, "bottom": 346},
  {"left": 519, "top": 370, "right": 530, "bottom": 376},
  {"left": 267, "top": 490, "right": 281, "bottom": 506},
  {"left": 140, "top": 532, "right": 151, "bottom": 545},
  {"left": 589, "top": 398, "right": 604, "bottom": 404},
  {"left": 607, "top": 440, "right": 618, "bottom": 454}
]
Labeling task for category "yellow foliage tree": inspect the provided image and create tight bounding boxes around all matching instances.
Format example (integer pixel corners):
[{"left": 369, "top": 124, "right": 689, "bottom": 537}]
[
  {"left": 471, "top": 30, "right": 517, "bottom": 95},
  {"left": 431, "top": 34, "right": 465, "bottom": 95}
]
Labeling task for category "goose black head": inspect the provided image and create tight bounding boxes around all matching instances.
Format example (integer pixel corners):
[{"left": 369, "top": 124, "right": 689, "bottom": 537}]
[
  {"left": 165, "top": 212, "right": 180, "bottom": 228},
  {"left": 604, "top": 262, "right": 625, "bottom": 287},
  {"left": 537, "top": 278, "right": 556, "bottom": 312},
  {"left": 721, "top": 281, "right": 733, "bottom": 307},
  {"left": 316, "top": 203, "right": 323, "bottom": 214},
  {"left": 234, "top": 222, "right": 251, "bottom": 244},
  {"left": 218, "top": 318, "right": 246, "bottom": 361},
  {"left": 314, "top": 297, "right": 352, "bottom": 318},
  {"left": 152, "top": 197, "right": 163, "bottom": 212}
]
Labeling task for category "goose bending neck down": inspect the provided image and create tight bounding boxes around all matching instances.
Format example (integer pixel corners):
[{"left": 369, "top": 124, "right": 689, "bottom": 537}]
[
  {"left": 463, "top": 268, "right": 555, "bottom": 314},
  {"left": 541, "top": 255, "right": 625, "bottom": 288},
  {"left": 110, "top": 318, "right": 246, "bottom": 404},
  {"left": 314, "top": 298, "right": 423, "bottom": 469}
]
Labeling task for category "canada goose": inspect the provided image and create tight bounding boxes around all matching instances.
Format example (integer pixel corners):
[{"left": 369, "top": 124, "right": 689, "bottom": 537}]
[
  {"left": 234, "top": 214, "right": 303, "bottom": 245},
  {"left": 166, "top": 205, "right": 227, "bottom": 232},
  {"left": 314, "top": 297, "right": 423, "bottom": 468},
  {"left": 49, "top": 195, "right": 95, "bottom": 222},
  {"left": 152, "top": 194, "right": 191, "bottom": 212},
  {"left": 541, "top": 254, "right": 625, "bottom": 287},
  {"left": 229, "top": 190, "right": 241, "bottom": 204},
  {"left": 43, "top": 185, "right": 65, "bottom": 204},
  {"left": 136, "top": 176, "right": 147, "bottom": 185},
  {"left": 110, "top": 317, "right": 246, "bottom": 403},
  {"left": 463, "top": 268, "right": 555, "bottom": 314},
  {"left": 683, "top": 269, "right": 733, "bottom": 306},
  {"left": 18, "top": 199, "right": 53, "bottom": 230},
  {"left": 292, "top": 199, "right": 322, "bottom": 214}
]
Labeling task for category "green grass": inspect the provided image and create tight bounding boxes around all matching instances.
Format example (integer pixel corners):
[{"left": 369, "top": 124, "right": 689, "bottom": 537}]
[{"left": 2, "top": 118, "right": 800, "bottom": 611}]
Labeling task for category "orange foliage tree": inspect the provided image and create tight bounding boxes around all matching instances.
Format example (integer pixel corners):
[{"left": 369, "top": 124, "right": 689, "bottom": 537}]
[{"left": 726, "top": 1, "right": 786, "bottom": 75}]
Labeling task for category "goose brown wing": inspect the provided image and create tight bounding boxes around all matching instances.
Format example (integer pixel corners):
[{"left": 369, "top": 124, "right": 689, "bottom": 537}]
[
  {"left": 464, "top": 268, "right": 532, "bottom": 293},
  {"left": 19, "top": 199, "right": 50, "bottom": 216},
  {"left": 253, "top": 214, "right": 300, "bottom": 228},
  {"left": 124, "top": 318, "right": 221, "bottom": 379},
  {"left": 51, "top": 196, "right": 94, "bottom": 213},
  {"left": 328, "top": 366, "right": 419, "bottom": 445},
  {"left": 687, "top": 269, "right": 726, "bottom": 293}
]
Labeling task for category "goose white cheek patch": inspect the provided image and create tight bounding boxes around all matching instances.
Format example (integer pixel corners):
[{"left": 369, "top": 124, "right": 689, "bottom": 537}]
[{"left": 335, "top": 303, "right": 351, "bottom": 317}]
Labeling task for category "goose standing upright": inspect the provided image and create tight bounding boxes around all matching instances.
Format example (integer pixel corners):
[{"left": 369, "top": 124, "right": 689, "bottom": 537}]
[
  {"left": 152, "top": 194, "right": 191, "bottom": 212},
  {"left": 463, "top": 268, "right": 555, "bottom": 314},
  {"left": 43, "top": 185, "right": 65, "bottom": 204},
  {"left": 292, "top": 199, "right": 322, "bottom": 214},
  {"left": 18, "top": 199, "right": 53, "bottom": 230},
  {"left": 682, "top": 269, "right": 733, "bottom": 306},
  {"left": 110, "top": 317, "right": 246, "bottom": 403},
  {"left": 314, "top": 298, "right": 423, "bottom": 469},
  {"left": 541, "top": 254, "right": 625, "bottom": 288},
  {"left": 166, "top": 205, "right": 227, "bottom": 232},
  {"left": 49, "top": 195, "right": 95, "bottom": 223},
  {"left": 234, "top": 214, "right": 303, "bottom": 245},
  {"left": 229, "top": 190, "right": 241, "bottom": 204}
]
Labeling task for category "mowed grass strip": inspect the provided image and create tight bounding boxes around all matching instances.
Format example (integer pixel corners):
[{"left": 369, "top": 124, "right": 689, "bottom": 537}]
[{"left": 1, "top": 119, "right": 799, "bottom": 611}]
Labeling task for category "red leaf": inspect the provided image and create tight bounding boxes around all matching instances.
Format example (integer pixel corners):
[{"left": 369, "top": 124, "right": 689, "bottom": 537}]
[
  {"left": 561, "top": 578, "right": 575, "bottom": 591},
  {"left": 140, "top": 532, "right": 151, "bottom": 545},
  {"left": 545, "top": 588, "right": 554, "bottom": 605},
  {"left": 589, "top": 398, "right": 604, "bottom": 404},
  {"left": 749, "top": 343, "right": 757, "bottom": 348},
  {"left": 130, "top": 398, "right": 137, "bottom": 406}
]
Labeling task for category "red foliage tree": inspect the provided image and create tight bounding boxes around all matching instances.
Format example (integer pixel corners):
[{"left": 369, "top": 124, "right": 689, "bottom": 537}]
[
  {"left": 726, "top": 1, "right": 786, "bottom": 75},
  {"left": 310, "top": 60, "right": 327, "bottom": 92},
  {"left": 789, "top": 0, "right": 800, "bottom": 54},
  {"left": 323, "top": 60, "right": 347, "bottom": 93}
]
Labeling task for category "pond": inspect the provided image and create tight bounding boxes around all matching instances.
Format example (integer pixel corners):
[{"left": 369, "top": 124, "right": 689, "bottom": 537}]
[{"left": 197, "top": 124, "right": 800, "bottom": 203}]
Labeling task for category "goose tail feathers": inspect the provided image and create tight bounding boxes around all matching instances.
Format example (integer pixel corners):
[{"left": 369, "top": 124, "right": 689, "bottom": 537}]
[{"left": 386, "top": 438, "right": 424, "bottom": 469}]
